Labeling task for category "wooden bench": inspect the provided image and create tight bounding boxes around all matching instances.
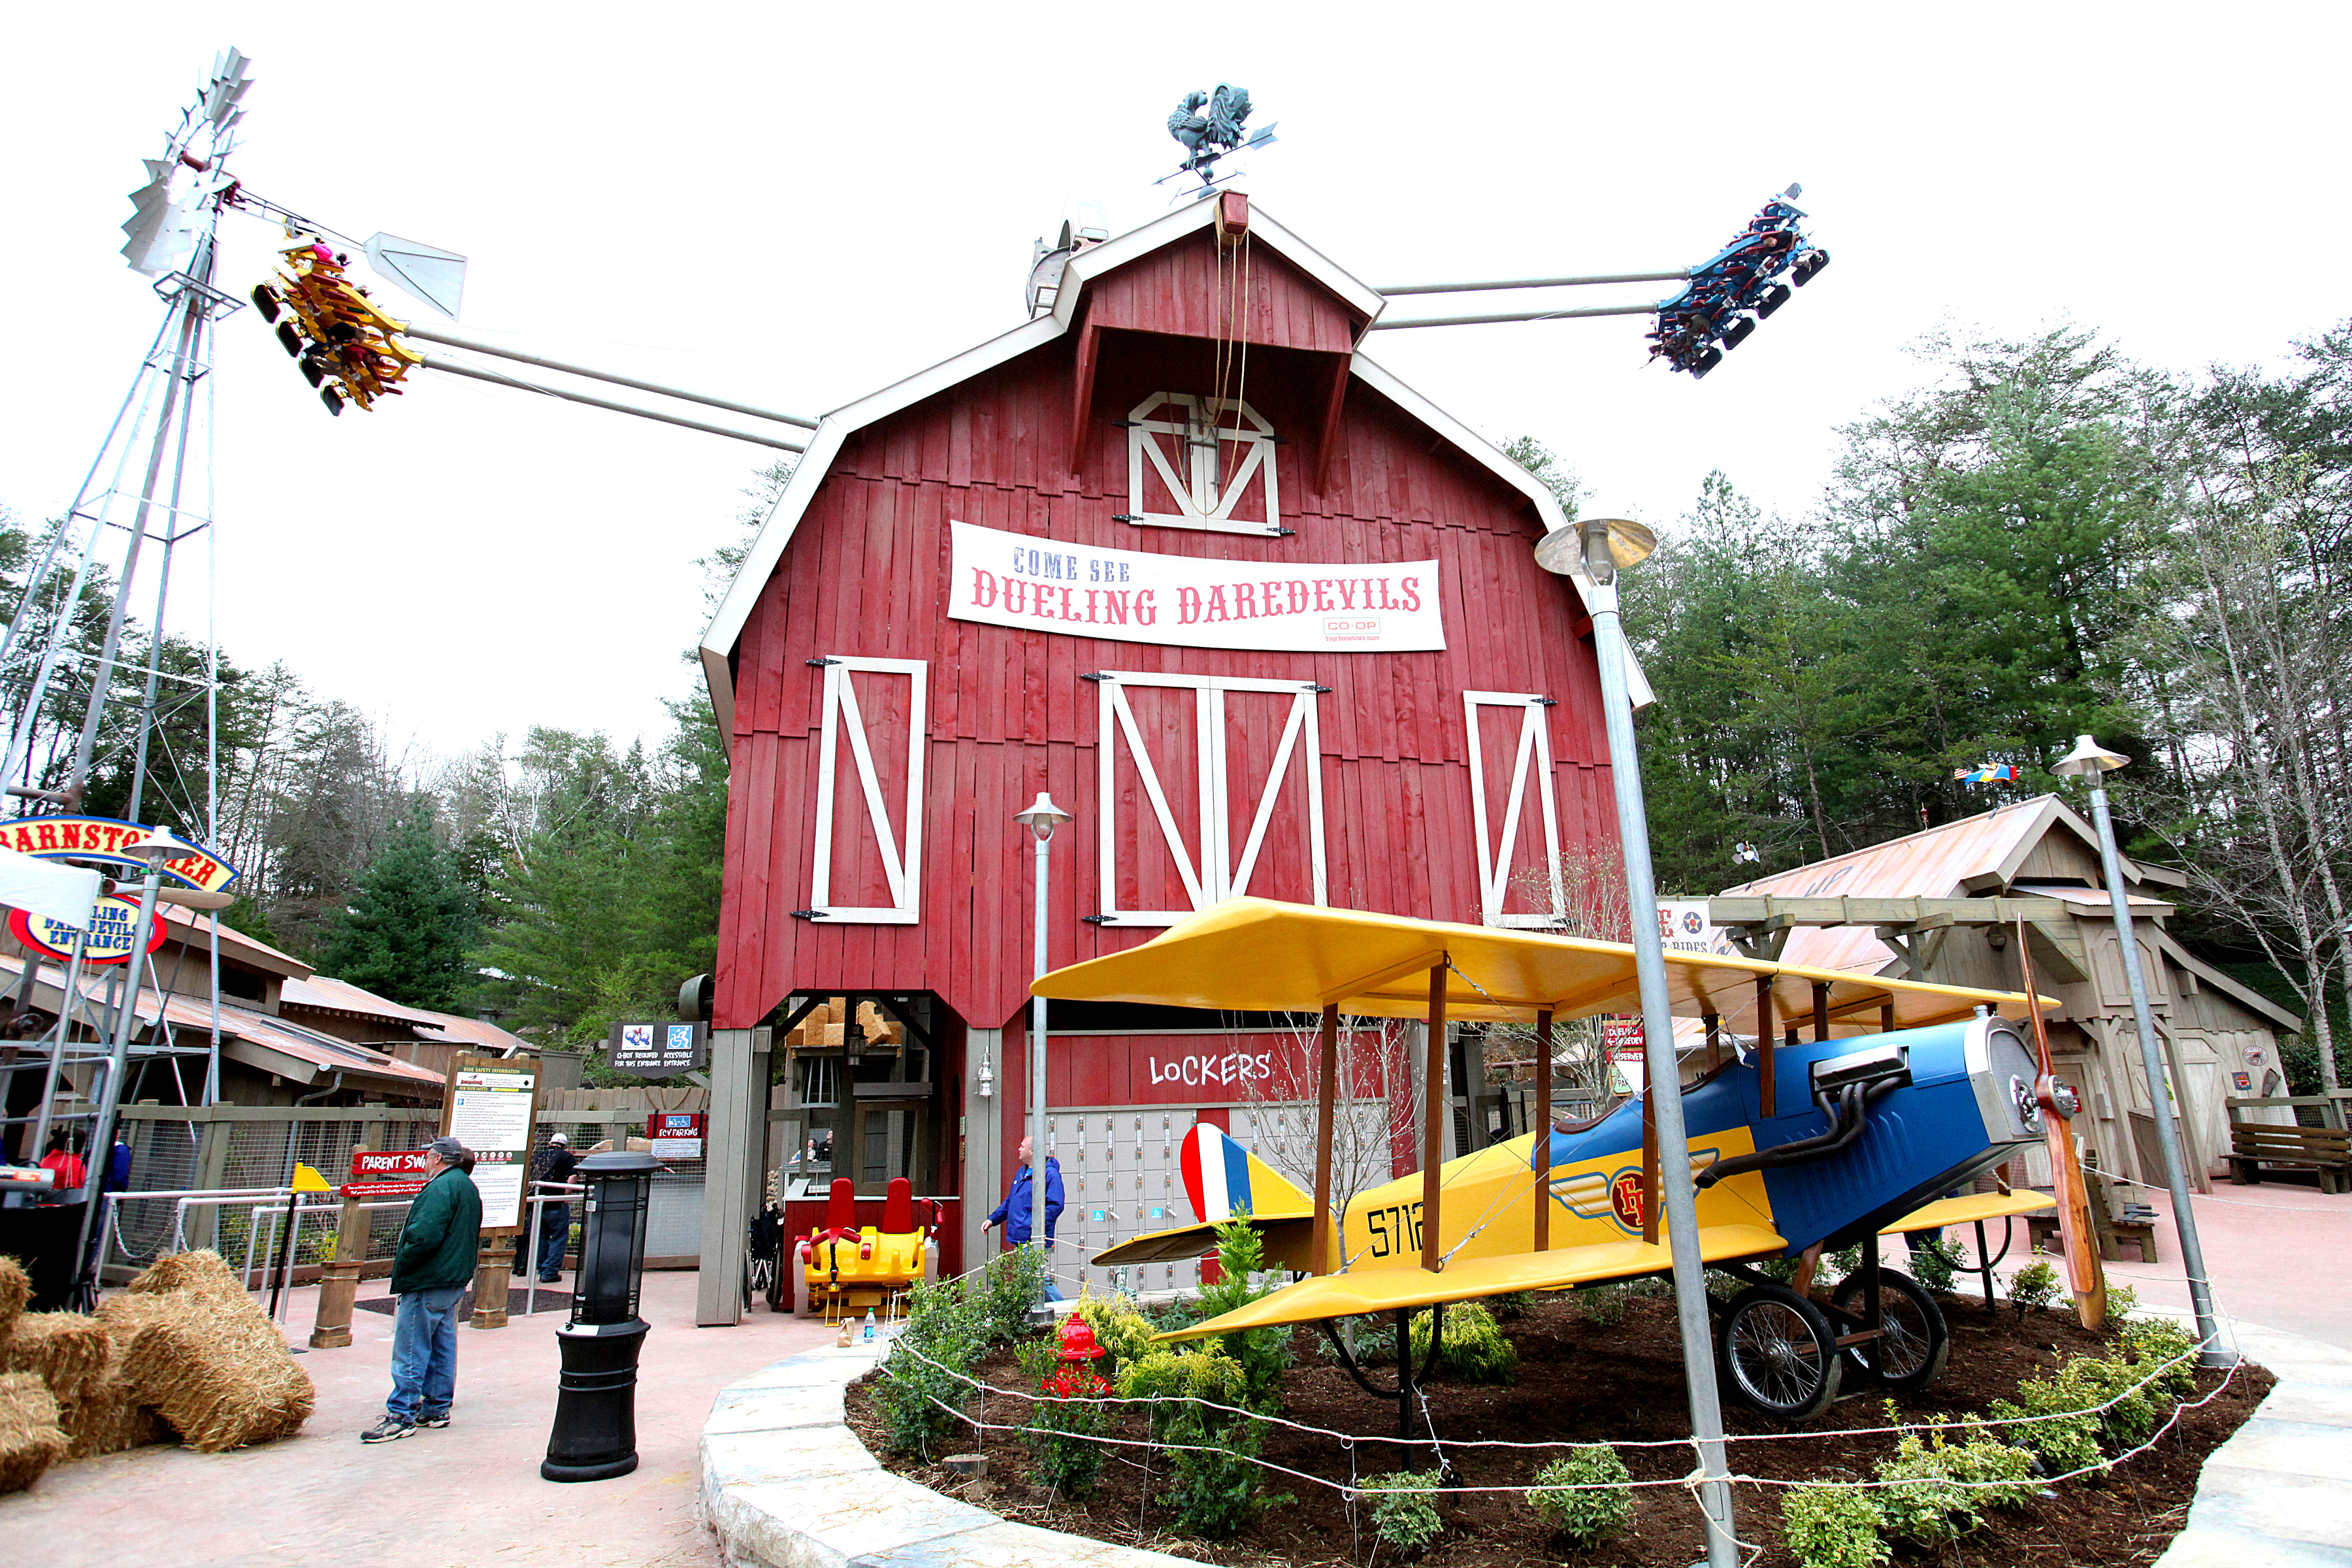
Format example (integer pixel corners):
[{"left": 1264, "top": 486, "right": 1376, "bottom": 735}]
[{"left": 2226, "top": 1095, "right": 2351, "bottom": 1194}]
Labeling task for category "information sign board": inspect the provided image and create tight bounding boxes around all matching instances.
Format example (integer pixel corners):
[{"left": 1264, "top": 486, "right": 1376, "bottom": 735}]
[
  {"left": 439, "top": 1056, "right": 540, "bottom": 1235},
  {"left": 608, "top": 1020, "right": 709, "bottom": 1077}
]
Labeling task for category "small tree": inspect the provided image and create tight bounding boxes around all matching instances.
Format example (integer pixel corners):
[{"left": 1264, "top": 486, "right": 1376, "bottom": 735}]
[{"left": 314, "top": 800, "right": 478, "bottom": 1009}]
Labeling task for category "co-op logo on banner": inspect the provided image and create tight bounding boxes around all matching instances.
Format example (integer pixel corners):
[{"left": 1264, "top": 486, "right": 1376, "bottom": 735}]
[
  {"left": 947, "top": 519, "right": 1445, "bottom": 653},
  {"left": 2, "top": 815, "right": 239, "bottom": 966}
]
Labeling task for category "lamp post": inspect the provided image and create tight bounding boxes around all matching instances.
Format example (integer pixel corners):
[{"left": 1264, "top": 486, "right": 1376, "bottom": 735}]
[
  {"left": 2051, "top": 734, "right": 2229, "bottom": 1364},
  {"left": 1535, "top": 517, "right": 1737, "bottom": 1568},
  {"left": 1015, "top": 792, "right": 1073, "bottom": 1281},
  {"left": 544, "top": 1149, "right": 658, "bottom": 1480}
]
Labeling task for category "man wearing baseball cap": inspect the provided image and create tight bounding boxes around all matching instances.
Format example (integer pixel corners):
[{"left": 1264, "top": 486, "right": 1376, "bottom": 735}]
[
  {"left": 364, "top": 1135, "right": 482, "bottom": 1443},
  {"left": 512, "top": 1130, "right": 581, "bottom": 1284}
]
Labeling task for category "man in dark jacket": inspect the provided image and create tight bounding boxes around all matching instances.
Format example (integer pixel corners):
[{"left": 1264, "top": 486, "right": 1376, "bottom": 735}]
[
  {"left": 365, "top": 1135, "right": 482, "bottom": 1443},
  {"left": 981, "top": 1135, "right": 1065, "bottom": 1301},
  {"left": 512, "top": 1132, "right": 581, "bottom": 1282}
]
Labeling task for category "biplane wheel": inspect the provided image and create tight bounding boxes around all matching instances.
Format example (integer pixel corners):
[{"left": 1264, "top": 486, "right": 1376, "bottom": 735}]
[
  {"left": 1831, "top": 1272, "right": 1949, "bottom": 1392},
  {"left": 1718, "top": 1284, "right": 1842, "bottom": 1420}
]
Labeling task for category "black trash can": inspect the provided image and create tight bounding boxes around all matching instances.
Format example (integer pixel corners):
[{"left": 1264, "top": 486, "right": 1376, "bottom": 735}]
[{"left": 542, "top": 1150, "right": 656, "bottom": 1482}]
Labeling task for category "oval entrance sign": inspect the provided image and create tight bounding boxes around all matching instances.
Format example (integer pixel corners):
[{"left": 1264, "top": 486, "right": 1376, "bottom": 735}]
[{"left": 8, "top": 897, "right": 169, "bottom": 966}]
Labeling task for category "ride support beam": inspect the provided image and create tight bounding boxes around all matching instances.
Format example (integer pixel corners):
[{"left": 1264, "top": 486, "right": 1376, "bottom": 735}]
[
  {"left": 1422, "top": 963, "right": 1448, "bottom": 1273},
  {"left": 1703, "top": 1011, "right": 1723, "bottom": 1072},
  {"left": 1311, "top": 1004, "right": 1340, "bottom": 1275},
  {"left": 1640, "top": 1077, "right": 1659, "bottom": 1246},
  {"left": 1533, "top": 1008, "right": 1553, "bottom": 1252},
  {"left": 1880, "top": 1000, "right": 1897, "bottom": 1034},
  {"left": 1755, "top": 975, "right": 1776, "bottom": 1118},
  {"left": 1812, "top": 981, "right": 1831, "bottom": 1043}
]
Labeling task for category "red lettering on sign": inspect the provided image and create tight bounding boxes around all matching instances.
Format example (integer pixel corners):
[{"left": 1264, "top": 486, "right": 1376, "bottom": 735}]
[
  {"left": 35, "top": 825, "right": 57, "bottom": 851},
  {"left": 969, "top": 567, "right": 998, "bottom": 608},
  {"left": 1609, "top": 1171, "right": 1645, "bottom": 1232},
  {"left": 1400, "top": 578, "right": 1423, "bottom": 612}
]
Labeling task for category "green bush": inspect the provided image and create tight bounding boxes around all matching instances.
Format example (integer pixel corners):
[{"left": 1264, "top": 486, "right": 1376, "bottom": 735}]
[
  {"left": 1118, "top": 1345, "right": 1288, "bottom": 1539},
  {"left": 1989, "top": 1350, "right": 2149, "bottom": 1476},
  {"left": 2064, "top": 1353, "right": 2159, "bottom": 1449},
  {"left": 874, "top": 1277, "right": 990, "bottom": 1460},
  {"left": 1903, "top": 1236, "right": 1960, "bottom": 1296},
  {"left": 1781, "top": 1486, "right": 1888, "bottom": 1568},
  {"left": 1316, "top": 1314, "right": 1396, "bottom": 1365},
  {"left": 1024, "top": 1360, "right": 1113, "bottom": 1501},
  {"left": 1580, "top": 1281, "right": 1629, "bottom": 1327},
  {"left": 977, "top": 1245, "right": 1049, "bottom": 1345},
  {"left": 1490, "top": 1290, "right": 1534, "bottom": 1320},
  {"left": 2118, "top": 1315, "right": 2199, "bottom": 1399},
  {"left": 1194, "top": 1217, "right": 1292, "bottom": 1410},
  {"left": 1823, "top": 1245, "right": 1863, "bottom": 1279},
  {"left": 1068, "top": 1289, "right": 1159, "bottom": 1377},
  {"left": 1528, "top": 1445, "right": 1633, "bottom": 1546},
  {"left": 1362, "top": 1467, "right": 1445, "bottom": 1557},
  {"left": 2007, "top": 1260, "right": 2060, "bottom": 1317},
  {"left": 2105, "top": 1283, "right": 2139, "bottom": 1320},
  {"left": 1406, "top": 1301, "right": 1518, "bottom": 1384},
  {"left": 1872, "top": 1426, "right": 2037, "bottom": 1546}
]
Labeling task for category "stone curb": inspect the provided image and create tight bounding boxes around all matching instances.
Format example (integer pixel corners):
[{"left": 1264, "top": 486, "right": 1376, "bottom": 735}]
[
  {"left": 698, "top": 1315, "right": 2350, "bottom": 1568},
  {"left": 697, "top": 1335, "right": 1205, "bottom": 1568}
]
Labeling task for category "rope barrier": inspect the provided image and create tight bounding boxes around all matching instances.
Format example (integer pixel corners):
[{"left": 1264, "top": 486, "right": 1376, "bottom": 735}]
[{"left": 2099, "top": 1169, "right": 2352, "bottom": 1215}]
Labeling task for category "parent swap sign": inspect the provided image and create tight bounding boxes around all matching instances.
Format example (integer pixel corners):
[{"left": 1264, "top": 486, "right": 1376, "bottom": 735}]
[{"left": 948, "top": 520, "right": 1444, "bottom": 653}]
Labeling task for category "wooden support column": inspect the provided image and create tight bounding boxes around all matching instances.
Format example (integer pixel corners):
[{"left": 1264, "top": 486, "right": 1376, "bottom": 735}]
[
  {"left": 1311, "top": 1005, "right": 1340, "bottom": 1275},
  {"left": 1812, "top": 981, "right": 1831, "bottom": 1043},
  {"left": 1703, "top": 1012, "right": 1723, "bottom": 1073},
  {"left": 1533, "top": 1009, "right": 1553, "bottom": 1252},
  {"left": 1639, "top": 1075, "right": 1659, "bottom": 1245},
  {"left": 310, "top": 1122, "right": 380, "bottom": 1350},
  {"left": 1421, "top": 962, "right": 1447, "bottom": 1273},
  {"left": 1755, "top": 975, "right": 1776, "bottom": 1119},
  {"left": 1880, "top": 1000, "right": 1897, "bottom": 1034}
]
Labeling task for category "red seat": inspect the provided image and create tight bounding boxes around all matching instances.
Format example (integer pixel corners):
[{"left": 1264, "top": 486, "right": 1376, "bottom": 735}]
[
  {"left": 825, "top": 1177, "right": 856, "bottom": 1240},
  {"left": 881, "top": 1177, "right": 914, "bottom": 1235}
]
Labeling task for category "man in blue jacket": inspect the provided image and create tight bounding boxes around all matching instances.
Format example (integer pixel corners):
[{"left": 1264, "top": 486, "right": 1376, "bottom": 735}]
[
  {"left": 364, "top": 1135, "right": 482, "bottom": 1443},
  {"left": 981, "top": 1135, "right": 1064, "bottom": 1301}
]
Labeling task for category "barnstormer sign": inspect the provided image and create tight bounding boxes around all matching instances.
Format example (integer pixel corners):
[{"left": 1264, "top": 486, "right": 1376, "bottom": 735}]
[
  {"left": 949, "top": 519, "right": 1444, "bottom": 651},
  {"left": 1, "top": 815, "right": 240, "bottom": 965}
]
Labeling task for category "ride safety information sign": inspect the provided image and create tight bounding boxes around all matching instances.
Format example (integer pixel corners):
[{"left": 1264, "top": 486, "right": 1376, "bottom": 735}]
[
  {"left": 947, "top": 519, "right": 1445, "bottom": 653},
  {"left": 442, "top": 1062, "right": 540, "bottom": 1232}
]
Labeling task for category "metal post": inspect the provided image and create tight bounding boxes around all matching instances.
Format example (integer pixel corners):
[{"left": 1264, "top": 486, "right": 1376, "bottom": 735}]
[
  {"left": 1028, "top": 825, "right": 1053, "bottom": 1274},
  {"left": 1420, "top": 964, "right": 1448, "bottom": 1273},
  {"left": 71, "top": 855, "right": 169, "bottom": 1294},
  {"left": 1533, "top": 1009, "right": 1552, "bottom": 1252},
  {"left": 1588, "top": 556, "right": 1739, "bottom": 1567},
  {"left": 1311, "top": 1004, "right": 1340, "bottom": 1273},
  {"left": 2082, "top": 779, "right": 2228, "bottom": 1364}
]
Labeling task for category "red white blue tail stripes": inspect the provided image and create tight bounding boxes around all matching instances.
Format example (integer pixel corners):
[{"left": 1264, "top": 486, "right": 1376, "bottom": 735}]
[{"left": 1181, "top": 1123, "right": 1254, "bottom": 1222}]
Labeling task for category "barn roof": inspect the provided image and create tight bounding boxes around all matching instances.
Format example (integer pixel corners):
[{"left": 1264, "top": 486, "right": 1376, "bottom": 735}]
[{"left": 698, "top": 195, "right": 1620, "bottom": 731}]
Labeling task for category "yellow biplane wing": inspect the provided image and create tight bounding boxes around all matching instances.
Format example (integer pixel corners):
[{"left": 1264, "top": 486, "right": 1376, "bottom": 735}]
[
  {"left": 1880, "top": 1189, "right": 2053, "bottom": 1235},
  {"left": 1096, "top": 1216, "right": 1316, "bottom": 1269},
  {"left": 1158, "top": 1224, "right": 1788, "bottom": 1343}
]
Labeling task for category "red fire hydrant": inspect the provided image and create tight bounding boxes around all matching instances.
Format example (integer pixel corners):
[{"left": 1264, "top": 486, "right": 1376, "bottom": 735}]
[{"left": 1043, "top": 1315, "right": 1110, "bottom": 1399}]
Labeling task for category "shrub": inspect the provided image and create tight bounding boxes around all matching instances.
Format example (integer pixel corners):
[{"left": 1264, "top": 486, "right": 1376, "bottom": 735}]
[
  {"left": 1780, "top": 1486, "right": 1888, "bottom": 1568},
  {"left": 1068, "top": 1289, "right": 1159, "bottom": 1377},
  {"left": 1580, "top": 1281, "right": 1629, "bottom": 1327},
  {"left": 1194, "top": 1217, "right": 1292, "bottom": 1410},
  {"left": 1362, "top": 1467, "right": 1445, "bottom": 1557},
  {"left": 2061, "top": 1352, "right": 2159, "bottom": 1449},
  {"left": 1872, "top": 1426, "right": 2037, "bottom": 1546},
  {"left": 874, "top": 1277, "right": 990, "bottom": 1460},
  {"left": 1759, "top": 1254, "right": 1805, "bottom": 1286},
  {"left": 977, "top": 1245, "right": 1049, "bottom": 1345},
  {"left": 2106, "top": 1283, "right": 2139, "bottom": 1320},
  {"left": 1903, "top": 1236, "right": 1960, "bottom": 1297},
  {"left": 1989, "top": 1352, "right": 2138, "bottom": 1476},
  {"left": 1406, "top": 1301, "right": 1518, "bottom": 1384},
  {"left": 2007, "top": 1260, "right": 2060, "bottom": 1318},
  {"left": 1316, "top": 1314, "right": 1396, "bottom": 1366},
  {"left": 1823, "top": 1244, "right": 1863, "bottom": 1279},
  {"left": 1490, "top": 1290, "right": 1535, "bottom": 1320},
  {"left": 1529, "top": 1445, "right": 1633, "bottom": 1546},
  {"left": 1118, "top": 1346, "right": 1288, "bottom": 1539},
  {"left": 1024, "top": 1360, "right": 1111, "bottom": 1500},
  {"left": 2117, "top": 1315, "right": 2199, "bottom": 1399}
]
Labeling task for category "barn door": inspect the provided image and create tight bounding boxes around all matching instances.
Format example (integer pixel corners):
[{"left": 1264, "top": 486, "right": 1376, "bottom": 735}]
[
  {"left": 1094, "top": 672, "right": 1326, "bottom": 926},
  {"left": 807, "top": 656, "right": 928, "bottom": 923},
  {"left": 1463, "top": 691, "right": 1565, "bottom": 928}
]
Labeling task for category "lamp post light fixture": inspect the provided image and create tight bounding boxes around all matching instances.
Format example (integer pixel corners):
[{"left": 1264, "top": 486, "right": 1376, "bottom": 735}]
[
  {"left": 1533, "top": 517, "right": 1737, "bottom": 1568},
  {"left": 543, "top": 1148, "right": 659, "bottom": 1480},
  {"left": 1014, "top": 792, "right": 1073, "bottom": 1276},
  {"left": 2051, "top": 734, "right": 2229, "bottom": 1365}
]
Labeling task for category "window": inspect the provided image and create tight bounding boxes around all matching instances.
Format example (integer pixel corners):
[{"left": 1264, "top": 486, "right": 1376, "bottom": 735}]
[
  {"left": 1126, "top": 392, "right": 1281, "bottom": 536},
  {"left": 1094, "top": 672, "right": 1326, "bottom": 926}
]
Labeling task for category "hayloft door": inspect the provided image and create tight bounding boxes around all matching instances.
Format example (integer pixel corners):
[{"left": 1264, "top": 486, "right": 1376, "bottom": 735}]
[
  {"left": 807, "top": 656, "right": 928, "bottom": 923},
  {"left": 1463, "top": 691, "right": 1566, "bottom": 928}
]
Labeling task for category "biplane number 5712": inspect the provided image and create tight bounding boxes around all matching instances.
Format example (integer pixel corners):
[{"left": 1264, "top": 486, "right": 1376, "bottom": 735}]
[{"left": 1365, "top": 1201, "right": 1424, "bottom": 1258}]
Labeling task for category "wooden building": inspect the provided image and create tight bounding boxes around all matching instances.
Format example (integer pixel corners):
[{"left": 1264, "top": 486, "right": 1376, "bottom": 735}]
[{"left": 693, "top": 194, "right": 1635, "bottom": 1321}]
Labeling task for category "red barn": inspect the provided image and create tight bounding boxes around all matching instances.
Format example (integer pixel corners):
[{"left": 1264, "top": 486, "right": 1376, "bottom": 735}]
[{"left": 691, "top": 193, "right": 1641, "bottom": 1322}]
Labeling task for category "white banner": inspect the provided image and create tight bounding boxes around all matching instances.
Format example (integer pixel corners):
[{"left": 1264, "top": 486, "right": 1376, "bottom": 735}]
[{"left": 948, "top": 519, "right": 1445, "bottom": 653}]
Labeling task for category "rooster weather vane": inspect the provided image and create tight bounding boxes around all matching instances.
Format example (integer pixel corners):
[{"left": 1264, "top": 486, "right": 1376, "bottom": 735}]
[{"left": 1162, "top": 85, "right": 1277, "bottom": 199}]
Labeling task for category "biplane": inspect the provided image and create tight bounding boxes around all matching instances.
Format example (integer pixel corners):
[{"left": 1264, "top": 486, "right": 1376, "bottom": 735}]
[{"left": 1047, "top": 898, "right": 2074, "bottom": 1424}]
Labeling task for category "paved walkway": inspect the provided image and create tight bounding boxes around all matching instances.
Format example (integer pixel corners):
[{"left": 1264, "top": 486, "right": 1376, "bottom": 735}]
[{"left": 0, "top": 1271, "right": 830, "bottom": 1568}]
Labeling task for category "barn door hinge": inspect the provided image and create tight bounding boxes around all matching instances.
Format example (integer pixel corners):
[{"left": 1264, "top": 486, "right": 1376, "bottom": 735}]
[
  {"left": 1081, "top": 914, "right": 1114, "bottom": 924},
  {"left": 1273, "top": 527, "right": 1297, "bottom": 536},
  {"left": 1535, "top": 696, "right": 1558, "bottom": 706},
  {"left": 791, "top": 909, "right": 826, "bottom": 920},
  {"left": 1079, "top": 672, "right": 1111, "bottom": 683},
  {"left": 1308, "top": 683, "right": 1332, "bottom": 693},
  {"left": 1113, "top": 419, "right": 1142, "bottom": 428},
  {"left": 806, "top": 657, "right": 841, "bottom": 667},
  {"left": 1112, "top": 514, "right": 1142, "bottom": 523}
]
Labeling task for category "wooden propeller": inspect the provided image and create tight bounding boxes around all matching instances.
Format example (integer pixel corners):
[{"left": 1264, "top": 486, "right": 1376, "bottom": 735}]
[{"left": 2017, "top": 917, "right": 2106, "bottom": 1330}]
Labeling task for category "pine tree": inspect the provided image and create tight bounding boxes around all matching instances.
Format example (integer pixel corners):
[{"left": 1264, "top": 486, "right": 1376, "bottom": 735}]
[{"left": 314, "top": 801, "right": 479, "bottom": 1010}]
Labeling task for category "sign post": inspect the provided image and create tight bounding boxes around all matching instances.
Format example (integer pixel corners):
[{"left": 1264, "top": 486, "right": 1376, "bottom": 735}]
[
  {"left": 310, "top": 1136, "right": 411, "bottom": 1348},
  {"left": 442, "top": 1055, "right": 541, "bottom": 1330}
]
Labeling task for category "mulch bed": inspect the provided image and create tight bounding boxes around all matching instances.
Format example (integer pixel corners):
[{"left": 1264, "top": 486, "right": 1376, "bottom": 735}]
[{"left": 845, "top": 1289, "right": 2272, "bottom": 1567}]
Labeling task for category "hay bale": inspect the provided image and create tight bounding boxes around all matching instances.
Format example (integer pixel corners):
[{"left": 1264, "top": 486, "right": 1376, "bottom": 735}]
[
  {"left": 113, "top": 1289, "right": 313, "bottom": 1452},
  {"left": 0, "top": 1371, "right": 68, "bottom": 1493},
  {"left": 57, "top": 1380, "right": 164, "bottom": 1460},
  {"left": 0, "top": 1313, "right": 112, "bottom": 1403},
  {"left": 123, "top": 1249, "right": 245, "bottom": 1301},
  {"left": 0, "top": 1256, "right": 28, "bottom": 1343}
]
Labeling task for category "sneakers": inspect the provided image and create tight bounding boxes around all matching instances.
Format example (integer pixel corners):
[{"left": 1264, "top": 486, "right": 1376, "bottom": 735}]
[
  {"left": 361, "top": 1417, "right": 415, "bottom": 1443},
  {"left": 538, "top": 1274, "right": 562, "bottom": 1284},
  {"left": 416, "top": 1412, "right": 451, "bottom": 1429}
]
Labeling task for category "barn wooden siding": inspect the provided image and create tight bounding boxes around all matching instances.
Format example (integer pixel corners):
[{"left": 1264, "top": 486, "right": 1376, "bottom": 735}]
[{"left": 717, "top": 226, "right": 1620, "bottom": 1033}]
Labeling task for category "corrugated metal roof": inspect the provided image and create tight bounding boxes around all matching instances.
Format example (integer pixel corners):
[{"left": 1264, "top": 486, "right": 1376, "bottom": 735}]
[
  {"left": 407, "top": 1009, "right": 528, "bottom": 1055},
  {"left": 153, "top": 903, "right": 313, "bottom": 978},
  {"left": 280, "top": 973, "right": 447, "bottom": 1027}
]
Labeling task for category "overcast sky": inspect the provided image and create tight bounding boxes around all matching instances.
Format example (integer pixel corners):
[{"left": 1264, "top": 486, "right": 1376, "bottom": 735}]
[{"left": 6, "top": 3, "right": 2344, "bottom": 766}]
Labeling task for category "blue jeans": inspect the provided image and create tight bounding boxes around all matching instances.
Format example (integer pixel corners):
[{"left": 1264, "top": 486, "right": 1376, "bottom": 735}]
[
  {"left": 514, "top": 1204, "right": 570, "bottom": 1278},
  {"left": 387, "top": 1284, "right": 466, "bottom": 1422}
]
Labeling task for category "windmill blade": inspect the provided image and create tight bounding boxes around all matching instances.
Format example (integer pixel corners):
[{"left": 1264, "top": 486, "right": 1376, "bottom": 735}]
[
  {"left": 363, "top": 232, "right": 467, "bottom": 319},
  {"left": 122, "top": 159, "right": 203, "bottom": 277}
]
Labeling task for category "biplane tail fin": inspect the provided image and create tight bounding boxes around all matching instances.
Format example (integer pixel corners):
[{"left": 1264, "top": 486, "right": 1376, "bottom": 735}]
[{"left": 1181, "top": 1122, "right": 1311, "bottom": 1224}]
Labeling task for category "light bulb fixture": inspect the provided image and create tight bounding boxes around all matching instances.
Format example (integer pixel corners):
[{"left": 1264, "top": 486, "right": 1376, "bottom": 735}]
[
  {"left": 2052, "top": 734, "right": 2129, "bottom": 777},
  {"left": 1013, "top": 792, "right": 1073, "bottom": 843},
  {"left": 1532, "top": 517, "right": 1656, "bottom": 585}
]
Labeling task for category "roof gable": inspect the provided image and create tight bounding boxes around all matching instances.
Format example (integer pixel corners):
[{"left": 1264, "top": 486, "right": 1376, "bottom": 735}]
[{"left": 1722, "top": 795, "right": 2143, "bottom": 902}]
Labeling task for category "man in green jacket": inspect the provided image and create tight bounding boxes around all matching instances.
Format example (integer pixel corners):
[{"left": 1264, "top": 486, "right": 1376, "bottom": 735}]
[{"left": 364, "top": 1135, "right": 482, "bottom": 1443}]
